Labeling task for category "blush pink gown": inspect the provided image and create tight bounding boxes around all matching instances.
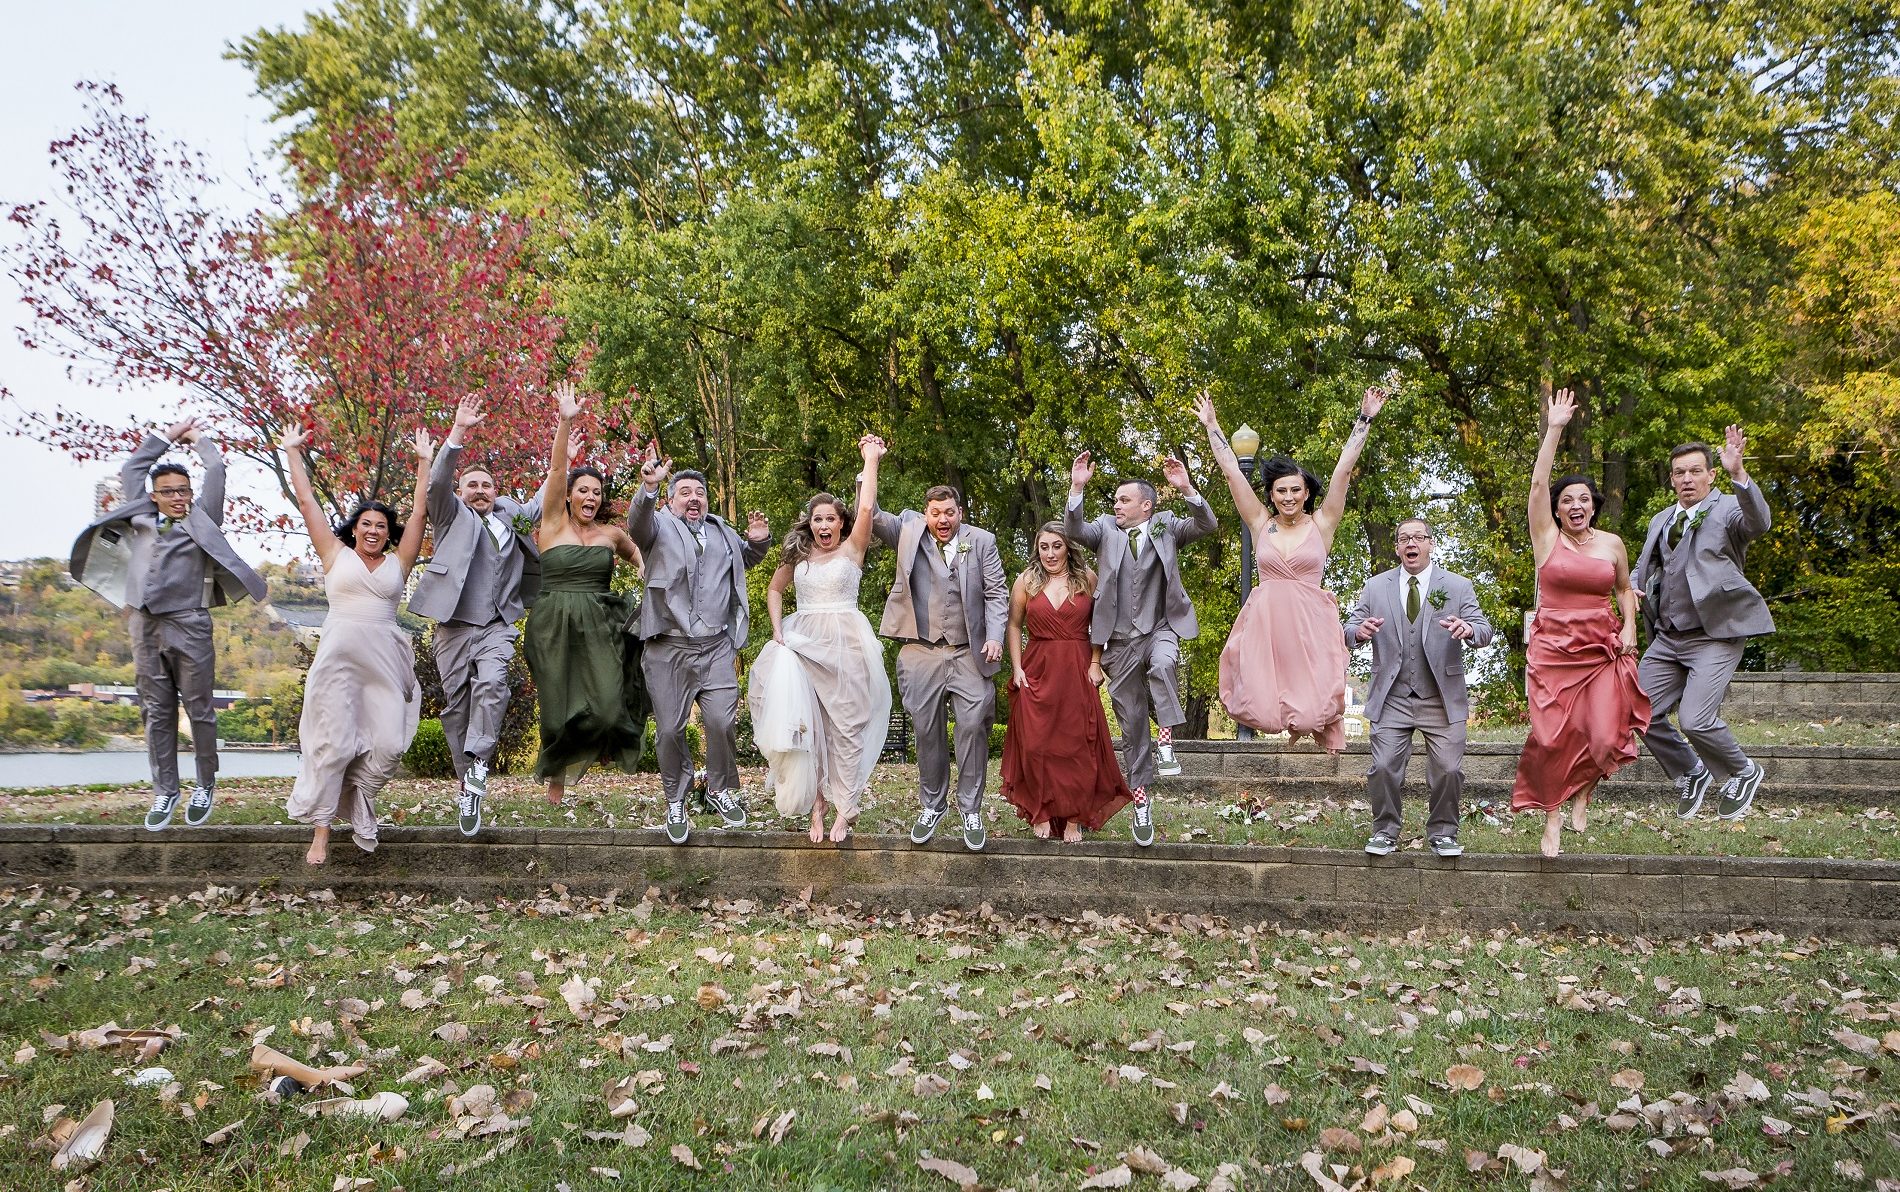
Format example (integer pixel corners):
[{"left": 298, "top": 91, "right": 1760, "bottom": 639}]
[{"left": 1218, "top": 529, "right": 1348, "bottom": 752}]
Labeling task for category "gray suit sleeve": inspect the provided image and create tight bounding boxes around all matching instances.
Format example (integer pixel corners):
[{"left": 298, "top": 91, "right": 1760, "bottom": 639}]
[
  {"left": 741, "top": 528, "right": 772, "bottom": 569},
  {"left": 1729, "top": 482, "right": 1771, "bottom": 542},
  {"left": 1064, "top": 501, "right": 1104, "bottom": 548},
  {"left": 628, "top": 486, "right": 660, "bottom": 550},
  {"left": 119, "top": 434, "right": 170, "bottom": 504},
  {"left": 193, "top": 438, "right": 227, "bottom": 525},
  {"left": 1343, "top": 586, "right": 1374, "bottom": 649},
  {"left": 1454, "top": 578, "right": 1494, "bottom": 648},
  {"left": 871, "top": 508, "right": 902, "bottom": 548},
  {"left": 429, "top": 443, "right": 465, "bottom": 530},
  {"left": 1172, "top": 495, "right": 1219, "bottom": 543},
  {"left": 980, "top": 537, "right": 1008, "bottom": 645}
]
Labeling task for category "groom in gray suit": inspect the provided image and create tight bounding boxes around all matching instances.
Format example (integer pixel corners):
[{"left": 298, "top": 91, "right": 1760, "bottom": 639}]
[
  {"left": 630, "top": 451, "right": 773, "bottom": 844},
  {"left": 70, "top": 418, "right": 268, "bottom": 832},
  {"left": 1065, "top": 452, "right": 1217, "bottom": 846},
  {"left": 1344, "top": 518, "right": 1493, "bottom": 857},
  {"left": 872, "top": 483, "right": 1009, "bottom": 851},
  {"left": 1633, "top": 427, "right": 1774, "bottom": 820},
  {"left": 410, "top": 395, "right": 544, "bottom": 836}
]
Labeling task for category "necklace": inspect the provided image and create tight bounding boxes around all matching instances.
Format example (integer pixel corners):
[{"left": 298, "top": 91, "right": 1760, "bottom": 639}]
[{"left": 1561, "top": 526, "right": 1595, "bottom": 548}]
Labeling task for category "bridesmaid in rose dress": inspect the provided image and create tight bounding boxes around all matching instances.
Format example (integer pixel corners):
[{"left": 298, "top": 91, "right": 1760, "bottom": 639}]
[
  {"left": 1194, "top": 385, "right": 1387, "bottom": 751},
  {"left": 1511, "top": 388, "right": 1652, "bottom": 857},
  {"left": 1000, "top": 524, "right": 1132, "bottom": 841}
]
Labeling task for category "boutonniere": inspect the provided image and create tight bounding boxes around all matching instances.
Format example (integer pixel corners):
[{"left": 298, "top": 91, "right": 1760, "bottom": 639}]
[
  {"left": 956, "top": 541, "right": 971, "bottom": 556},
  {"left": 1686, "top": 508, "right": 1709, "bottom": 532},
  {"left": 1427, "top": 588, "right": 1448, "bottom": 610},
  {"left": 508, "top": 512, "right": 534, "bottom": 538}
]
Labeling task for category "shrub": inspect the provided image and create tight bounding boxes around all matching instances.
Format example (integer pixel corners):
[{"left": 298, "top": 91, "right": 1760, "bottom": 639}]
[{"left": 402, "top": 718, "right": 455, "bottom": 779}]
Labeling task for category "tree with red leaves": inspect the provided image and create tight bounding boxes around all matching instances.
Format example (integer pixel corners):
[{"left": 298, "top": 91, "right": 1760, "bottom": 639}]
[{"left": 3, "top": 82, "right": 586, "bottom": 529}]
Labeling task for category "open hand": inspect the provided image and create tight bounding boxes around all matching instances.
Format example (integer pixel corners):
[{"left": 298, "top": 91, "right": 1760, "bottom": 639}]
[
  {"left": 554, "top": 380, "right": 585, "bottom": 421},
  {"left": 1360, "top": 383, "right": 1389, "bottom": 421},
  {"left": 1070, "top": 451, "right": 1095, "bottom": 493},
  {"left": 1194, "top": 390, "right": 1222, "bottom": 432},
  {"left": 278, "top": 423, "right": 310, "bottom": 453},
  {"left": 454, "top": 394, "right": 485, "bottom": 432},
  {"left": 1720, "top": 423, "right": 1748, "bottom": 478},
  {"left": 1160, "top": 456, "right": 1192, "bottom": 495},
  {"left": 1546, "top": 387, "right": 1577, "bottom": 430},
  {"left": 746, "top": 510, "right": 771, "bottom": 542},
  {"left": 566, "top": 429, "right": 585, "bottom": 462},
  {"left": 413, "top": 427, "right": 436, "bottom": 461}
]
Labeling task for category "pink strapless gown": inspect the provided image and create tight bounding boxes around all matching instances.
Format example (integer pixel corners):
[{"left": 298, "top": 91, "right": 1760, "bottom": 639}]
[
  {"left": 1218, "top": 529, "right": 1347, "bottom": 752},
  {"left": 1510, "top": 546, "right": 1652, "bottom": 811}
]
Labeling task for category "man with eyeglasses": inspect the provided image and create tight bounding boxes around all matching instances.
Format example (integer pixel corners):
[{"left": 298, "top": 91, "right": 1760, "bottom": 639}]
[
  {"left": 71, "top": 417, "right": 267, "bottom": 831},
  {"left": 1344, "top": 517, "right": 1493, "bottom": 857}
]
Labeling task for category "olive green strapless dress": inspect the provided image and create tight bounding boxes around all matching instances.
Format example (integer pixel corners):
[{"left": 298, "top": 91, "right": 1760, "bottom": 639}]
[{"left": 523, "top": 544, "right": 648, "bottom": 780}]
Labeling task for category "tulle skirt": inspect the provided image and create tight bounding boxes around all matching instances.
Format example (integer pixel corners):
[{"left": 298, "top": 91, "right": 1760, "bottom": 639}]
[{"left": 747, "top": 606, "right": 891, "bottom": 819}]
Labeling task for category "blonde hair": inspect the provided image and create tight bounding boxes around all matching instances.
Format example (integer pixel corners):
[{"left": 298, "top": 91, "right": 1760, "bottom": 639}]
[{"left": 1024, "top": 522, "right": 1096, "bottom": 597}]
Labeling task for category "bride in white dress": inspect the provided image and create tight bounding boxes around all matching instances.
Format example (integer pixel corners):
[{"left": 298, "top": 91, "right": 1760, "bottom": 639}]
[{"left": 749, "top": 434, "right": 892, "bottom": 843}]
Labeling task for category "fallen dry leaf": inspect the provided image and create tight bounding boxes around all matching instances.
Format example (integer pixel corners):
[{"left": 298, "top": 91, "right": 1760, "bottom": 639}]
[
  {"left": 670, "top": 1143, "right": 701, "bottom": 1170},
  {"left": 201, "top": 1119, "right": 245, "bottom": 1148},
  {"left": 1445, "top": 1064, "right": 1485, "bottom": 1091},
  {"left": 50, "top": 1100, "right": 113, "bottom": 1172},
  {"left": 918, "top": 1154, "right": 980, "bottom": 1188},
  {"left": 1699, "top": 1170, "right": 1760, "bottom": 1189},
  {"left": 1079, "top": 1165, "right": 1134, "bottom": 1189}
]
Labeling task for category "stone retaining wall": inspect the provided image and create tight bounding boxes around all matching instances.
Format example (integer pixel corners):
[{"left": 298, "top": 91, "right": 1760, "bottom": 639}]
[
  {"left": 3, "top": 825, "right": 1895, "bottom": 943},
  {"left": 1725, "top": 672, "right": 1900, "bottom": 722}
]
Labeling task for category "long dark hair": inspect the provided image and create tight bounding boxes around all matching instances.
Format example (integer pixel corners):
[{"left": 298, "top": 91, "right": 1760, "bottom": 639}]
[
  {"left": 334, "top": 500, "right": 404, "bottom": 553},
  {"left": 781, "top": 493, "right": 853, "bottom": 564},
  {"left": 566, "top": 466, "right": 610, "bottom": 521},
  {"left": 1550, "top": 474, "right": 1605, "bottom": 527}
]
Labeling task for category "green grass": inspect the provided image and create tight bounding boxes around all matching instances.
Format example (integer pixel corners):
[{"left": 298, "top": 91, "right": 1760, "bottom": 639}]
[
  {"left": 0, "top": 885, "right": 1895, "bottom": 1189},
  {"left": 3, "top": 761, "right": 1897, "bottom": 862}
]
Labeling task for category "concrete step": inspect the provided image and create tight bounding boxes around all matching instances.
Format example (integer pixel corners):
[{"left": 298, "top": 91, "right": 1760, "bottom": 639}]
[{"left": 1172, "top": 741, "right": 1899, "bottom": 802}]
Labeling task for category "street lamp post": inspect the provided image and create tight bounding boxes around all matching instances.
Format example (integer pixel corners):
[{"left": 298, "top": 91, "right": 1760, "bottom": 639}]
[{"left": 1229, "top": 424, "right": 1261, "bottom": 742}]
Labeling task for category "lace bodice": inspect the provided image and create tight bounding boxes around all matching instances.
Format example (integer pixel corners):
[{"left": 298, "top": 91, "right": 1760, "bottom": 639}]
[{"left": 793, "top": 554, "right": 863, "bottom": 611}]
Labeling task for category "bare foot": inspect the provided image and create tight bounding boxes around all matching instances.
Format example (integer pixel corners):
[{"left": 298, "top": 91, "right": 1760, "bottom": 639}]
[
  {"left": 1569, "top": 793, "right": 1590, "bottom": 833},
  {"left": 1062, "top": 823, "right": 1083, "bottom": 843},
  {"left": 306, "top": 826, "right": 330, "bottom": 867},
  {"left": 1033, "top": 820, "right": 1052, "bottom": 839},
  {"left": 1540, "top": 811, "right": 1563, "bottom": 859},
  {"left": 546, "top": 781, "right": 564, "bottom": 806},
  {"left": 828, "top": 814, "right": 854, "bottom": 844}
]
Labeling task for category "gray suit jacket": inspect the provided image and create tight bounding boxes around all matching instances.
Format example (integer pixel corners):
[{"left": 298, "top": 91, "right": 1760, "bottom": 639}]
[
  {"left": 1065, "top": 498, "right": 1218, "bottom": 646},
  {"left": 70, "top": 434, "right": 267, "bottom": 613},
  {"left": 870, "top": 510, "right": 1010, "bottom": 678},
  {"left": 409, "top": 442, "right": 543, "bottom": 622},
  {"left": 1344, "top": 567, "right": 1493, "bottom": 723},
  {"left": 628, "top": 486, "right": 771, "bottom": 646},
  {"left": 1632, "top": 484, "right": 1774, "bottom": 640}
]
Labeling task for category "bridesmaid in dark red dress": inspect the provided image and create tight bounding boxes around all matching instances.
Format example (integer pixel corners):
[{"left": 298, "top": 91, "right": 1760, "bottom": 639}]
[
  {"left": 1002, "top": 523, "right": 1134, "bottom": 841},
  {"left": 1511, "top": 388, "right": 1652, "bottom": 857}
]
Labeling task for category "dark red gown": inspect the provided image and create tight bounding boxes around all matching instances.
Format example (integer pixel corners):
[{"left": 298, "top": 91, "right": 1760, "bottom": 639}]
[{"left": 1001, "top": 590, "right": 1135, "bottom": 832}]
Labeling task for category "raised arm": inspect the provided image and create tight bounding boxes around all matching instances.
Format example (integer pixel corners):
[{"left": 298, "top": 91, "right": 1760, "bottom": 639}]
[
  {"left": 279, "top": 424, "right": 342, "bottom": 568},
  {"left": 395, "top": 428, "right": 435, "bottom": 570},
  {"left": 1194, "top": 392, "right": 1268, "bottom": 534},
  {"left": 1007, "top": 572, "right": 1030, "bottom": 689},
  {"left": 186, "top": 428, "right": 227, "bottom": 523},
  {"left": 1527, "top": 388, "right": 1574, "bottom": 567},
  {"left": 741, "top": 510, "right": 773, "bottom": 568},
  {"left": 1316, "top": 384, "right": 1387, "bottom": 542},
  {"left": 120, "top": 419, "right": 194, "bottom": 500},
  {"left": 1064, "top": 453, "right": 1106, "bottom": 548},
  {"left": 1162, "top": 456, "right": 1218, "bottom": 543},
  {"left": 629, "top": 442, "right": 670, "bottom": 551},
  {"left": 537, "top": 382, "right": 583, "bottom": 539},
  {"left": 1721, "top": 424, "right": 1771, "bottom": 541},
  {"left": 430, "top": 394, "right": 484, "bottom": 528},
  {"left": 846, "top": 434, "right": 885, "bottom": 559}
]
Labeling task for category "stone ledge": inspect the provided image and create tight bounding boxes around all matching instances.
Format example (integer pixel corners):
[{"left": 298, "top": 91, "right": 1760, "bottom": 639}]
[{"left": 3, "top": 826, "right": 1896, "bottom": 942}]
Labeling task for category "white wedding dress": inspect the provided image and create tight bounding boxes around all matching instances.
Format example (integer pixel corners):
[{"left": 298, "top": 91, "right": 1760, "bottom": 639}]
[{"left": 748, "top": 553, "right": 891, "bottom": 819}]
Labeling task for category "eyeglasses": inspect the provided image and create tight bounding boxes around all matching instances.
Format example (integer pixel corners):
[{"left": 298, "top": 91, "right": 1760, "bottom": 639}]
[
  {"left": 153, "top": 486, "right": 193, "bottom": 498},
  {"left": 1395, "top": 533, "right": 1432, "bottom": 545}
]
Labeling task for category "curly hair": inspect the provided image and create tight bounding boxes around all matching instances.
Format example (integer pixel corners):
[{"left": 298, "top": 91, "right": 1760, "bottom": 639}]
[
  {"left": 780, "top": 493, "right": 854, "bottom": 564},
  {"left": 1023, "top": 522, "right": 1097, "bottom": 598},
  {"left": 333, "top": 500, "right": 405, "bottom": 553}
]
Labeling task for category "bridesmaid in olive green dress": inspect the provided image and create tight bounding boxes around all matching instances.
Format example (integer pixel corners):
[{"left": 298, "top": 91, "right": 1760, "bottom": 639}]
[{"left": 525, "top": 383, "right": 649, "bottom": 804}]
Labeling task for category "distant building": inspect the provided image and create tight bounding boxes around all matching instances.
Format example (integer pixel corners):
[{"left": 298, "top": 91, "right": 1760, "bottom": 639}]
[{"left": 94, "top": 475, "right": 125, "bottom": 516}]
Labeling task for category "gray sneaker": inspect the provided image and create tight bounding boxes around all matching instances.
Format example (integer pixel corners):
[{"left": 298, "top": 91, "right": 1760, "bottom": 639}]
[
  {"left": 458, "top": 761, "right": 487, "bottom": 837},
  {"left": 1676, "top": 766, "right": 1713, "bottom": 819},
  {"left": 1717, "top": 762, "right": 1763, "bottom": 820},
  {"left": 962, "top": 812, "right": 987, "bottom": 852},
  {"left": 184, "top": 783, "right": 215, "bottom": 827},
  {"left": 1364, "top": 832, "right": 1398, "bottom": 856},
  {"left": 1130, "top": 797, "right": 1155, "bottom": 847},
  {"left": 664, "top": 800, "right": 690, "bottom": 845},
  {"left": 910, "top": 808, "right": 945, "bottom": 845},
  {"left": 1429, "top": 835, "right": 1463, "bottom": 858},
  {"left": 709, "top": 788, "right": 747, "bottom": 828},
  {"left": 1155, "top": 744, "right": 1182, "bottom": 777},
  {"left": 144, "top": 790, "right": 179, "bottom": 832}
]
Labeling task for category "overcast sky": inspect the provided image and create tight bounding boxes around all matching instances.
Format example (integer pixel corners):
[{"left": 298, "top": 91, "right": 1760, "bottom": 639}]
[{"left": 0, "top": 1, "right": 316, "bottom": 563}]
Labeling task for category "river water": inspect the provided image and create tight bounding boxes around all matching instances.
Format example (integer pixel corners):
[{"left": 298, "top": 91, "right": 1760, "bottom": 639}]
[{"left": 0, "top": 750, "right": 303, "bottom": 789}]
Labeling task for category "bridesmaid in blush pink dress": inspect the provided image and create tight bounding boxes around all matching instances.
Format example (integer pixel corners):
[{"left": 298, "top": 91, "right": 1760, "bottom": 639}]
[
  {"left": 1510, "top": 388, "right": 1651, "bottom": 858},
  {"left": 1195, "top": 385, "right": 1389, "bottom": 752}
]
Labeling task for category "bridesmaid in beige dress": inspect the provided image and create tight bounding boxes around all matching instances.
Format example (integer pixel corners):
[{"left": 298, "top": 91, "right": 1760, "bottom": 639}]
[{"left": 279, "top": 423, "right": 432, "bottom": 866}]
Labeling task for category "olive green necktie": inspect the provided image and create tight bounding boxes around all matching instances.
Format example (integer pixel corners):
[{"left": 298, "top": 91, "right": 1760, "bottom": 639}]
[
  {"left": 1127, "top": 527, "right": 1141, "bottom": 557},
  {"left": 1668, "top": 512, "right": 1687, "bottom": 550},
  {"left": 1406, "top": 575, "right": 1421, "bottom": 621}
]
